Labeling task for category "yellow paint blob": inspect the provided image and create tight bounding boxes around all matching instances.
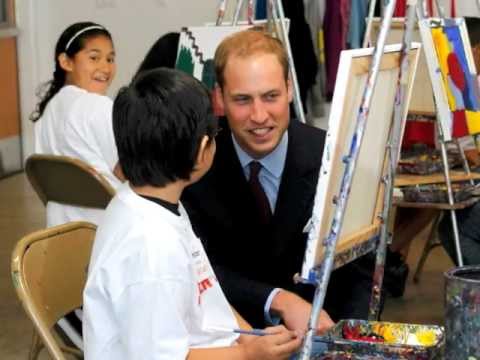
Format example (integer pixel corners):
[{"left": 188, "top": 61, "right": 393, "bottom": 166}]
[{"left": 415, "top": 329, "right": 437, "bottom": 347}]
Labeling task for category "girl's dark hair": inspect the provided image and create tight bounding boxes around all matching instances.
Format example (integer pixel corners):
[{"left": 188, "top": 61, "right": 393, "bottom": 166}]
[
  {"left": 135, "top": 32, "right": 180, "bottom": 76},
  {"left": 30, "top": 21, "right": 112, "bottom": 122}
]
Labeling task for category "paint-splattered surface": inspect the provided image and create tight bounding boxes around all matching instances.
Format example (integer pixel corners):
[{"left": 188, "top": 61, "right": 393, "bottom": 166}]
[
  {"left": 445, "top": 266, "right": 480, "bottom": 360},
  {"left": 314, "top": 320, "right": 444, "bottom": 359},
  {"left": 312, "top": 350, "right": 444, "bottom": 360}
]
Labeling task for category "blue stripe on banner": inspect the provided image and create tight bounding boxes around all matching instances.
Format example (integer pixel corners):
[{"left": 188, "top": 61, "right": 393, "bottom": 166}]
[
  {"left": 445, "top": 25, "right": 480, "bottom": 110},
  {"left": 445, "top": 26, "right": 469, "bottom": 77}
]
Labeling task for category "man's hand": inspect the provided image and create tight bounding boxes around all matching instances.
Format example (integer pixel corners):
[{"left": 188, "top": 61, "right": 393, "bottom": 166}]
[
  {"left": 270, "top": 290, "right": 334, "bottom": 335},
  {"left": 316, "top": 309, "right": 335, "bottom": 335}
]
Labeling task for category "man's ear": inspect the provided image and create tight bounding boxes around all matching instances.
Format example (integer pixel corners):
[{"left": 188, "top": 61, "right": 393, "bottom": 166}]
[
  {"left": 287, "top": 77, "right": 293, "bottom": 104},
  {"left": 58, "top": 53, "right": 73, "bottom": 72},
  {"left": 212, "top": 84, "right": 225, "bottom": 116}
]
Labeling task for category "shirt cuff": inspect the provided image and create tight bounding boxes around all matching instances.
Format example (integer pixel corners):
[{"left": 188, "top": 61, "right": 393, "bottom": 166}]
[{"left": 264, "top": 288, "right": 282, "bottom": 325}]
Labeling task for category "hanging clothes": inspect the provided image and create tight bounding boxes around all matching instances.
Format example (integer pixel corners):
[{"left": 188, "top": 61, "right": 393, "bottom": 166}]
[
  {"left": 340, "top": 0, "right": 351, "bottom": 50},
  {"left": 347, "top": 0, "right": 368, "bottom": 49},
  {"left": 303, "top": 0, "right": 327, "bottom": 118},
  {"left": 427, "top": 0, "right": 433, "bottom": 16},
  {"left": 304, "top": 0, "right": 326, "bottom": 56},
  {"left": 324, "top": 0, "right": 348, "bottom": 98},
  {"left": 281, "top": 0, "right": 318, "bottom": 112},
  {"left": 393, "top": 0, "right": 407, "bottom": 17},
  {"left": 256, "top": 0, "right": 267, "bottom": 20},
  {"left": 450, "top": 0, "right": 456, "bottom": 18}
]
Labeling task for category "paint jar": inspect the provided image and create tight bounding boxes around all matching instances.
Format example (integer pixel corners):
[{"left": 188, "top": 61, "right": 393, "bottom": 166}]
[{"left": 445, "top": 265, "right": 480, "bottom": 359}]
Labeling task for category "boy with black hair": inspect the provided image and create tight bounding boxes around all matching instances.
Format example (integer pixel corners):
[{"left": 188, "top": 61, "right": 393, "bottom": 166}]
[{"left": 83, "top": 68, "right": 300, "bottom": 360}]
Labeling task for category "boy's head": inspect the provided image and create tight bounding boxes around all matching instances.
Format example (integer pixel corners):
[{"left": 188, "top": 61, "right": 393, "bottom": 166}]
[{"left": 113, "top": 68, "right": 217, "bottom": 187}]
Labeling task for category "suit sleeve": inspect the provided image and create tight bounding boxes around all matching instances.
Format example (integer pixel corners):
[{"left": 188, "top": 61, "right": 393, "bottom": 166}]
[
  {"left": 182, "top": 193, "right": 275, "bottom": 328},
  {"left": 212, "top": 263, "right": 275, "bottom": 327}
]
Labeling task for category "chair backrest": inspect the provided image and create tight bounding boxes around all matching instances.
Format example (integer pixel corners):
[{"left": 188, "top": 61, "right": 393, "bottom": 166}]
[
  {"left": 25, "top": 154, "right": 115, "bottom": 208},
  {"left": 11, "top": 222, "right": 96, "bottom": 360}
]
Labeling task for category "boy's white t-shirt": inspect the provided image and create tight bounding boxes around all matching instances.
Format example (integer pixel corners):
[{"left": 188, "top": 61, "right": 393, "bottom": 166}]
[
  {"left": 34, "top": 85, "right": 121, "bottom": 227},
  {"left": 83, "top": 183, "right": 239, "bottom": 360}
]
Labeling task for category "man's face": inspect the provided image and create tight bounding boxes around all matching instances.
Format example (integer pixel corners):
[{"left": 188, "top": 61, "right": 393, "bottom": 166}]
[{"left": 218, "top": 53, "right": 292, "bottom": 159}]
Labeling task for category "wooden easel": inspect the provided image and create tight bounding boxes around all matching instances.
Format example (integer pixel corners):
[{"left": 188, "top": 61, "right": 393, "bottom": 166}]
[
  {"left": 367, "top": 2, "right": 480, "bottom": 269},
  {"left": 297, "top": 0, "right": 420, "bottom": 357},
  {"left": 416, "top": 12, "right": 480, "bottom": 267}
]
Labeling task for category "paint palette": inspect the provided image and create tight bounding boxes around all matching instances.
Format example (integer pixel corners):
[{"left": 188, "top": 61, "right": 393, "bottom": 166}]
[{"left": 313, "top": 320, "right": 444, "bottom": 359}]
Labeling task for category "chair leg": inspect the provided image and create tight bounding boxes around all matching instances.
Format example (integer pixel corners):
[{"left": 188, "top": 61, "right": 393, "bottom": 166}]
[
  {"left": 28, "top": 330, "right": 43, "bottom": 360},
  {"left": 413, "top": 214, "right": 442, "bottom": 284}
]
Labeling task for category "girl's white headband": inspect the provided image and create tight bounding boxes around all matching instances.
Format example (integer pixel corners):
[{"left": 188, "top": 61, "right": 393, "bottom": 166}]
[{"left": 65, "top": 25, "right": 105, "bottom": 51}]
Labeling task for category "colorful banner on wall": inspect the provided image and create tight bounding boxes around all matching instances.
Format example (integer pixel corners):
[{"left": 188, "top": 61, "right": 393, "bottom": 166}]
[{"left": 429, "top": 20, "right": 480, "bottom": 138}]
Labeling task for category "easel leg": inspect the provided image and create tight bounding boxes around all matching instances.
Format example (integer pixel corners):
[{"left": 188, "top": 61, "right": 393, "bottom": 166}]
[
  {"left": 439, "top": 135, "right": 464, "bottom": 266},
  {"left": 298, "top": 0, "right": 400, "bottom": 357},
  {"left": 232, "top": 0, "right": 244, "bottom": 25},
  {"left": 368, "top": 0, "right": 418, "bottom": 320},
  {"left": 455, "top": 139, "right": 475, "bottom": 185},
  {"left": 413, "top": 213, "right": 442, "bottom": 283},
  {"left": 216, "top": 0, "right": 228, "bottom": 25}
]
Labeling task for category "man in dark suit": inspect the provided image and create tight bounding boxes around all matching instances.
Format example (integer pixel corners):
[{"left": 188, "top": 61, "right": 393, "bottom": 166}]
[{"left": 182, "top": 29, "right": 373, "bottom": 333}]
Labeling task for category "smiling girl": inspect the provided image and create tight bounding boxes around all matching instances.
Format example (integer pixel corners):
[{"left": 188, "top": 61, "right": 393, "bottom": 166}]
[{"left": 31, "top": 22, "right": 122, "bottom": 228}]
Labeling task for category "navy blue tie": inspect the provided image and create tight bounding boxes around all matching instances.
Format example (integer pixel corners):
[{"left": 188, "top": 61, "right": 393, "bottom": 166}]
[{"left": 248, "top": 161, "right": 272, "bottom": 224}]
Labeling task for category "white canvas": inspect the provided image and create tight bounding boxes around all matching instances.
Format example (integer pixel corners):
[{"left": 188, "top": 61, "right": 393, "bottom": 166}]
[
  {"left": 370, "top": 18, "right": 435, "bottom": 114},
  {"left": 301, "top": 43, "right": 421, "bottom": 279}
]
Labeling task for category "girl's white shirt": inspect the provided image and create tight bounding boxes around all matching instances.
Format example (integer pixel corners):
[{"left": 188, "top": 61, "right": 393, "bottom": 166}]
[{"left": 34, "top": 85, "right": 121, "bottom": 226}]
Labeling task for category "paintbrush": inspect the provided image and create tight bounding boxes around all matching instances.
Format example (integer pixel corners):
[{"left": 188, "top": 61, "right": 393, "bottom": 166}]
[
  {"left": 206, "top": 326, "right": 334, "bottom": 342},
  {"left": 205, "top": 326, "right": 268, "bottom": 336}
]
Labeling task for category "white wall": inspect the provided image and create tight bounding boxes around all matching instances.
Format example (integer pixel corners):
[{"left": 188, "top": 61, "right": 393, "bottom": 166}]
[
  {"left": 434, "top": 0, "right": 480, "bottom": 17},
  {"left": 15, "top": 0, "right": 223, "bottom": 160}
]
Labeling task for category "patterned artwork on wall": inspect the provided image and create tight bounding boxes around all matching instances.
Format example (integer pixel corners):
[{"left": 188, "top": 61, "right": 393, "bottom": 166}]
[{"left": 176, "top": 20, "right": 289, "bottom": 89}]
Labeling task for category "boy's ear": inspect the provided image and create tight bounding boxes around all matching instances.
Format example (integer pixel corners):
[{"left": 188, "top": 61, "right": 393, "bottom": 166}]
[
  {"left": 58, "top": 53, "right": 73, "bottom": 72},
  {"left": 195, "top": 135, "right": 212, "bottom": 168},
  {"left": 190, "top": 135, "right": 215, "bottom": 184}
]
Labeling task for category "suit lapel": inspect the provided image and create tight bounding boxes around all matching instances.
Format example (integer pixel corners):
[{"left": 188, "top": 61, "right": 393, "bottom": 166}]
[
  {"left": 212, "top": 120, "right": 322, "bottom": 256},
  {"left": 214, "top": 126, "right": 260, "bottom": 228},
  {"left": 270, "top": 122, "right": 321, "bottom": 256}
]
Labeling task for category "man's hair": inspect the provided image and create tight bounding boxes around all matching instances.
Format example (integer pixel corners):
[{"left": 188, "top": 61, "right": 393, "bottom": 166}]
[
  {"left": 214, "top": 29, "right": 289, "bottom": 89},
  {"left": 113, "top": 68, "right": 217, "bottom": 187}
]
